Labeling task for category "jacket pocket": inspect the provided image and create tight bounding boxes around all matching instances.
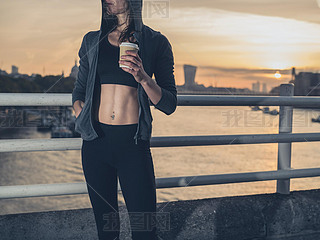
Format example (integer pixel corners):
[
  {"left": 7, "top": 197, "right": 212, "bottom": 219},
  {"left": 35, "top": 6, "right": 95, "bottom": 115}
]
[
  {"left": 75, "top": 107, "right": 84, "bottom": 122},
  {"left": 75, "top": 102, "right": 87, "bottom": 133}
]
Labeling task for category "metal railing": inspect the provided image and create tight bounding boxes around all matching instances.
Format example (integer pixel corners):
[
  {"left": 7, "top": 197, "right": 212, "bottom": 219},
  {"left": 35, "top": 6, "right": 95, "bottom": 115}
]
[{"left": 1, "top": 83, "right": 320, "bottom": 199}]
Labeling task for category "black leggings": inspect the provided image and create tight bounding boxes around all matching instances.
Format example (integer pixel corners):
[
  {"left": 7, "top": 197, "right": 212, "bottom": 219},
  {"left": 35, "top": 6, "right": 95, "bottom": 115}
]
[{"left": 81, "top": 119, "right": 157, "bottom": 240}]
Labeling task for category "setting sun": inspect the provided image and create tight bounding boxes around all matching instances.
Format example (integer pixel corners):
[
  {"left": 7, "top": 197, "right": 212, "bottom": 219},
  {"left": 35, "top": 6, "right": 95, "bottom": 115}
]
[{"left": 274, "top": 71, "right": 282, "bottom": 79}]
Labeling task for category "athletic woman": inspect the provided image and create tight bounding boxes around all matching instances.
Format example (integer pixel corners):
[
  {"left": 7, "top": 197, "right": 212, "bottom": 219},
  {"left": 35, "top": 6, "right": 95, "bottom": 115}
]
[{"left": 72, "top": 0, "right": 177, "bottom": 239}]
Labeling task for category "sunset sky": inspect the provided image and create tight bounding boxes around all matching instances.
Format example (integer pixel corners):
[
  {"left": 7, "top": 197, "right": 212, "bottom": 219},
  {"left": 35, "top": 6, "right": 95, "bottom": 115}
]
[{"left": 1, "top": 0, "right": 320, "bottom": 91}]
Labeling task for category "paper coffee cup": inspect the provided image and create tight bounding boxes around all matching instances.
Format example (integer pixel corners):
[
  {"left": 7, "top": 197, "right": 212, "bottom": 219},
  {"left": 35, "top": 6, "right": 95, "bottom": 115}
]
[{"left": 119, "top": 42, "right": 139, "bottom": 69}]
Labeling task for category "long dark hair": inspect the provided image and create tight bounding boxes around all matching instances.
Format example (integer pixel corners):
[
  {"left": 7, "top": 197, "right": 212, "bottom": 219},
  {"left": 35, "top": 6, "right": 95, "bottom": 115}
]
[{"left": 102, "top": 0, "right": 137, "bottom": 45}]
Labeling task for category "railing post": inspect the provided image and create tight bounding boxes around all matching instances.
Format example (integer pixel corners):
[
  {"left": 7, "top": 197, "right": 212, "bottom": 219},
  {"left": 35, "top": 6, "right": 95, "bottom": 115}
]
[{"left": 276, "top": 83, "right": 294, "bottom": 194}]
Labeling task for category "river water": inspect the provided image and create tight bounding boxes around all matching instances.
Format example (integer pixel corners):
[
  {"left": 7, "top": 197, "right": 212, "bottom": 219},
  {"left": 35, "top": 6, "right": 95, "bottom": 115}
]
[{"left": 1, "top": 106, "right": 320, "bottom": 215}]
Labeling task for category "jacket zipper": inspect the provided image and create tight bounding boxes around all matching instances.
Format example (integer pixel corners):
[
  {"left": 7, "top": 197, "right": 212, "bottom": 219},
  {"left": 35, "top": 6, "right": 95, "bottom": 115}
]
[
  {"left": 89, "top": 31, "right": 102, "bottom": 139},
  {"left": 133, "top": 32, "right": 141, "bottom": 145},
  {"left": 134, "top": 86, "right": 141, "bottom": 145}
]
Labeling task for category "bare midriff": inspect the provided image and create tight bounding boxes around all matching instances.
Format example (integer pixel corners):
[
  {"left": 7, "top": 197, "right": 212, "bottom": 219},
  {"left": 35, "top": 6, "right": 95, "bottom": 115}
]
[
  {"left": 95, "top": 31, "right": 139, "bottom": 125},
  {"left": 97, "top": 84, "right": 139, "bottom": 125}
]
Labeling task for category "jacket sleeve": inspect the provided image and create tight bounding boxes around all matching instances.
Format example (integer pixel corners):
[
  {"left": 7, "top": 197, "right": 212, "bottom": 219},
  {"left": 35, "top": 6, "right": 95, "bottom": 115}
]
[
  {"left": 72, "top": 33, "right": 89, "bottom": 106},
  {"left": 153, "top": 34, "right": 177, "bottom": 115}
]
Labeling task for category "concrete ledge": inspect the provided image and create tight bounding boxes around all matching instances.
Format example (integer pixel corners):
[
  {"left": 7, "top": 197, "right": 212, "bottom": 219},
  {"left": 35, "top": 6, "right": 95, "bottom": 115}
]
[{"left": 1, "top": 189, "right": 320, "bottom": 240}]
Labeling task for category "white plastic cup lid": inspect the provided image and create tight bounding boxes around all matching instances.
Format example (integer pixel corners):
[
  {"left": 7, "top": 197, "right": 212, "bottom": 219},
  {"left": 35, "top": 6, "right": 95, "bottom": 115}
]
[{"left": 120, "top": 42, "right": 139, "bottom": 50}]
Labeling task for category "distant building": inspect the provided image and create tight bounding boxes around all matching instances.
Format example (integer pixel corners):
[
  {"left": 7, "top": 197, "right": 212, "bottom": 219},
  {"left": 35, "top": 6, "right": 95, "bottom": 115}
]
[
  {"left": 294, "top": 72, "right": 320, "bottom": 96},
  {"left": 262, "top": 83, "right": 267, "bottom": 93},
  {"left": 176, "top": 64, "right": 255, "bottom": 95},
  {"left": 252, "top": 81, "right": 261, "bottom": 92},
  {"left": 252, "top": 83, "right": 255, "bottom": 92},
  {"left": 256, "top": 81, "right": 260, "bottom": 92},
  {"left": 11, "top": 65, "right": 18, "bottom": 75},
  {"left": 69, "top": 60, "right": 79, "bottom": 79},
  {"left": 183, "top": 64, "right": 197, "bottom": 89},
  {"left": 291, "top": 67, "right": 296, "bottom": 81},
  {"left": 0, "top": 65, "right": 38, "bottom": 80}
]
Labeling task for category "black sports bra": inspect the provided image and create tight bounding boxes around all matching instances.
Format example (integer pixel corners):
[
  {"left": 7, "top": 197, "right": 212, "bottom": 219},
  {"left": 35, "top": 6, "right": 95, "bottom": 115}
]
[{"left": 96, "top": 36, "right": 138, "bottom": 89}]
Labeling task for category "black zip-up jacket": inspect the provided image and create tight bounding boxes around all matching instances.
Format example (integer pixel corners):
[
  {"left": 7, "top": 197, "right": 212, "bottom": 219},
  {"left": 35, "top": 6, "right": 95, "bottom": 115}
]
[{"left": 71, "top": 0, "right": 177, "bottom": 144}]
